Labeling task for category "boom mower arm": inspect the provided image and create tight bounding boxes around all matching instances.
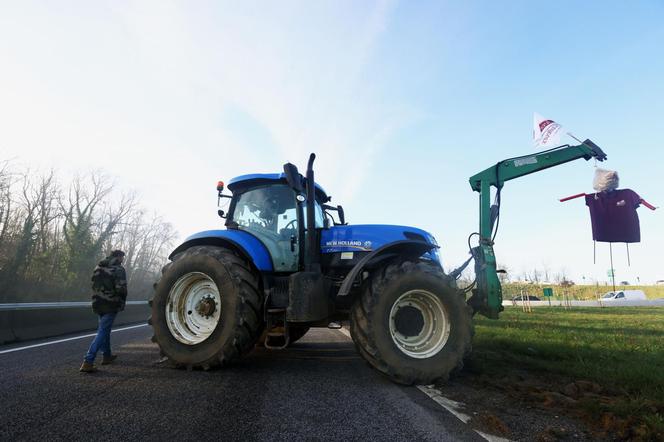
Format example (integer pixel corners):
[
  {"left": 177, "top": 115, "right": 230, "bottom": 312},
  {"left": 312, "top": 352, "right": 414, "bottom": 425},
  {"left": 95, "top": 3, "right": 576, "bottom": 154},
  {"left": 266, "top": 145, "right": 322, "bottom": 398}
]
[{"left": 467, "top": 140, "right": 607, "bottom": 319}]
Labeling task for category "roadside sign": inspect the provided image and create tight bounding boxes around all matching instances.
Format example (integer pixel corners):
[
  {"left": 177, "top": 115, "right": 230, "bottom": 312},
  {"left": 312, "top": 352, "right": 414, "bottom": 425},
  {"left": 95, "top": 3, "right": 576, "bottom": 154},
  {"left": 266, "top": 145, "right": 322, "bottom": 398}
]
[
  {"left": 607, "top": 269, "right": 615, "bottom": 278},
  {"left": 542, "top": 288, "right": 553, "bottom": 297}
]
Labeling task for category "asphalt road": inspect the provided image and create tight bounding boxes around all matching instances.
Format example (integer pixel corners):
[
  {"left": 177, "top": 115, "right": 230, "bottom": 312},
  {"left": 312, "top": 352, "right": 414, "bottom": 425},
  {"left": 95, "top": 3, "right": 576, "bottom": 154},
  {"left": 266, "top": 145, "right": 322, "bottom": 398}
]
[{"left": 0, "top": 325, "right": 485, "bottom": 441}]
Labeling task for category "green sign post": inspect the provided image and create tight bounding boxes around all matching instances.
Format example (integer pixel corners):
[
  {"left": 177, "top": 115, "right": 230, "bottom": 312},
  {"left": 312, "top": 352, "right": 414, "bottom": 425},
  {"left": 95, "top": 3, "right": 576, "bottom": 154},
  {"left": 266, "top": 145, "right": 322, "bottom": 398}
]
[{"left": 543, "top": 287, "right": 553, "bottom": 306}]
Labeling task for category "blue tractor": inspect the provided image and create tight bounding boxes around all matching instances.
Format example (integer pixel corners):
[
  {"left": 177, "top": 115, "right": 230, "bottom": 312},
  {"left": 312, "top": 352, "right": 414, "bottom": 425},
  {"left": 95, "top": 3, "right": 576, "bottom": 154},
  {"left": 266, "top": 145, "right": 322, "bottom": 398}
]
[{"left": 150, "top": 141, "right": 607, "bottom": 384}]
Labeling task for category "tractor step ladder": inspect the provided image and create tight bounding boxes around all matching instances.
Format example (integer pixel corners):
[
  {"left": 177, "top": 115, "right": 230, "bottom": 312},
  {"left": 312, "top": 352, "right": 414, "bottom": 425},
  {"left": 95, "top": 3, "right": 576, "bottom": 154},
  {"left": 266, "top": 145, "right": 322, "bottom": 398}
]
[{"left": 264, "top": 308, "right": 290, "bottom": 350}]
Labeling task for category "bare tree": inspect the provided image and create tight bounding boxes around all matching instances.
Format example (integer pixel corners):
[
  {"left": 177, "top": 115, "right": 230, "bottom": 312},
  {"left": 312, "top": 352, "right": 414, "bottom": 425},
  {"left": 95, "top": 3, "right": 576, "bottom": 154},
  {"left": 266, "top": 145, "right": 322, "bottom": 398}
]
[
  {"left": 60, "top": 172, "right": 114, "bottom": 287},
  {"left": 0, "top": 164, "right": 175, "bottom": 302},
  {"left": 19, "top": 171, "right": 63, "bottom": 286},
  {"left": 0, "top": 170, "right": 45, "bottom": 296},
  {"left": 93, "top": 190, "right": 137, "bottom": 254},
  {"left": 0, "top": 160, "right": 16, "bottom": 253},
  {"left": 530, "top": 268, "right": 541, "bottom": 284},
  {"left": 109, "top": 210, "right": 176, "bottom": 290},
  {"left": 34, "top": 170, "right": 59, "bottom": 254},
  {"left": 59, "top": 172, "right": 138, "bottom": 293}
]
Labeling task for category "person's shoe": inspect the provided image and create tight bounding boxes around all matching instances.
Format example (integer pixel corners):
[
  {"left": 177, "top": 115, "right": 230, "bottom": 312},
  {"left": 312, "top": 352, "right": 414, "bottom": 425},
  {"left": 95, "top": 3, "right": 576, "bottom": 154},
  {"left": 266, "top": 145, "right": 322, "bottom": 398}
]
[
  {"left": 79, "top": 361, "right": 97, "bottom": 373},
  {"left": 101, "top": 355, "right": 118, "bottom": 365}
]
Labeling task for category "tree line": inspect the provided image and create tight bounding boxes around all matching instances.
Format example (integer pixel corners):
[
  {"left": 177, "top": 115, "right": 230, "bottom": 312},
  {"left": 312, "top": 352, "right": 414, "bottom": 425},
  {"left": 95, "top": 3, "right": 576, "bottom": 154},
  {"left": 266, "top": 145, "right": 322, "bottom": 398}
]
[{"left": 0, "top": 160, "right": 177, "bottom": 302}]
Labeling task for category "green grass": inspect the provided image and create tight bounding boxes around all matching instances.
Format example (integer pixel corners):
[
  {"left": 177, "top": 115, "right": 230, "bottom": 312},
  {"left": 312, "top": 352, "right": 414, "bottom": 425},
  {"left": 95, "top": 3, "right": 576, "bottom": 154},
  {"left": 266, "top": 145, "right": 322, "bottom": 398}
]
[{"left": 470, "top": 307, "right": 664, "bottom": 439}]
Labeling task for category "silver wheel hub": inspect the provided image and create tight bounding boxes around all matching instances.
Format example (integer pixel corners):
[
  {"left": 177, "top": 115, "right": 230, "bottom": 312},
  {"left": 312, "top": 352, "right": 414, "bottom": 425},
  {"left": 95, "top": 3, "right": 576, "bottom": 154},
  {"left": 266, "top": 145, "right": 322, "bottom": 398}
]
[
  {"left": 166, "top": 272, "right": 221, "bottom": 345},
  {"left": 389, "top": 290, "right": 451, "bottom": 359}
]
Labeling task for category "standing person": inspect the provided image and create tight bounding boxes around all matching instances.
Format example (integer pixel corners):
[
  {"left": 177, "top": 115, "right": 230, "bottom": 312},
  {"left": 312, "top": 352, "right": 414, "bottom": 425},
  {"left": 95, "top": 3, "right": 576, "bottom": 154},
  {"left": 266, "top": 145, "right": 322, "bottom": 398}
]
[{"left": 80, "top": 250, "right": 128, "bottom": 373}]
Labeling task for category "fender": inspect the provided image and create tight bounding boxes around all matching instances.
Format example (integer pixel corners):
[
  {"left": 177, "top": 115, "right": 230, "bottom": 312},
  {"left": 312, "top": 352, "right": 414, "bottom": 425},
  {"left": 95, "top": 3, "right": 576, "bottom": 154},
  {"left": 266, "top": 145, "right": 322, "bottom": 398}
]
[
  {"left": 336, "top": 240, "right": 437, "bottom": 297},
  {"left": 169, "top": 229, "right": 274, "bottom": 271}
]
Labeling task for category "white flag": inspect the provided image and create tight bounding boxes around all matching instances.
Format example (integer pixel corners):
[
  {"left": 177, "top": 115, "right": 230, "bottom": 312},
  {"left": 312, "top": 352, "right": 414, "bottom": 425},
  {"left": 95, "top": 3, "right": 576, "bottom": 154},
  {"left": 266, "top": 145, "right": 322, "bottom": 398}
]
[{"left": 533, "top": 112, "right": 563, "bottom": 147}]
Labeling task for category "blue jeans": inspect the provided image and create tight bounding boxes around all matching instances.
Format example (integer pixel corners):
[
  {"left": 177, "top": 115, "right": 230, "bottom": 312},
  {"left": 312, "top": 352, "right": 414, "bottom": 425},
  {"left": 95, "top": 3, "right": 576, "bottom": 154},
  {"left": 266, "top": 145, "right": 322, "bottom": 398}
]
[{"left": 84, "top": 312, "right": 117, "bottom": 363}]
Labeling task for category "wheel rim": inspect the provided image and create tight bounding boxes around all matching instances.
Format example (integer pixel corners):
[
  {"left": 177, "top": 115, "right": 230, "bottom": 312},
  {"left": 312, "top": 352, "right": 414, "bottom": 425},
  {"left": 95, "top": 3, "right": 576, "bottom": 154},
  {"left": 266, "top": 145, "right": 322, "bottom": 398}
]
[
  {"left": 166, "top": 272, "right": 221, "bottom": 345},
  {"left": 389, "top": 290, "right": 451, "bottom": 359}
]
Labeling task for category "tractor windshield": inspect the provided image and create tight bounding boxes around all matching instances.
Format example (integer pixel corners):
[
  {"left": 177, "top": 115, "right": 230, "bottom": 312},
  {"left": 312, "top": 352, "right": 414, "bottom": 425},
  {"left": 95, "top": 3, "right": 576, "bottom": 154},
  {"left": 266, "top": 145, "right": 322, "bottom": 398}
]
[
  {"left": 232, "top": 185, "right": 324, "bottom": 231},
  {"left": 233, "top": 185, "right": 295, "bottom": 231}
]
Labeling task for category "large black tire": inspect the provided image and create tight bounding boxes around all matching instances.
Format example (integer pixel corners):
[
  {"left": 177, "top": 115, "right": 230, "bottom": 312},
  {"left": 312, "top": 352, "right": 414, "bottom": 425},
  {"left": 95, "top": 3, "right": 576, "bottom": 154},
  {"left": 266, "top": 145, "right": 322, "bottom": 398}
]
[
  {"left": 350, "top": 260, "right": 473, "bottom": 385},
  {"left": 149, "top": 245, "right": 263, "bottom": 369}
]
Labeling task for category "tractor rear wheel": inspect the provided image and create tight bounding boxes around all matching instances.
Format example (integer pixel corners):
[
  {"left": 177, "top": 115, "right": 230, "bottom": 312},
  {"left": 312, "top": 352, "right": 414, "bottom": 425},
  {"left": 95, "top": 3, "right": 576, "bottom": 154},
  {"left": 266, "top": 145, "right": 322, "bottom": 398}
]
[
  {"left": 149, "top": 245, "right": 263, "bottom": 369},
  {"left": 350, "top": 260, "right": 473, "bottom": 385}
]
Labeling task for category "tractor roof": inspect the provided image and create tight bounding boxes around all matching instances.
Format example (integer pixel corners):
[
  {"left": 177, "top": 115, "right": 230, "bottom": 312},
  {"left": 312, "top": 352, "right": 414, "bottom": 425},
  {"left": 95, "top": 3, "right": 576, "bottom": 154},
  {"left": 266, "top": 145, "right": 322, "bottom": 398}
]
[{"left": 227, "top": 173, "right": 329, "bottom": 201}]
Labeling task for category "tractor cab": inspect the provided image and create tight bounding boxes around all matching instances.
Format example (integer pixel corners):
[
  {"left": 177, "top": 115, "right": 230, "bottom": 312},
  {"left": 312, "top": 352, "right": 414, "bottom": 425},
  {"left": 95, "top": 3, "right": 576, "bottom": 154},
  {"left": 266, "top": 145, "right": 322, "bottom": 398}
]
[{"left": 222, "top": 174, "right": 328, "bottom": 272}]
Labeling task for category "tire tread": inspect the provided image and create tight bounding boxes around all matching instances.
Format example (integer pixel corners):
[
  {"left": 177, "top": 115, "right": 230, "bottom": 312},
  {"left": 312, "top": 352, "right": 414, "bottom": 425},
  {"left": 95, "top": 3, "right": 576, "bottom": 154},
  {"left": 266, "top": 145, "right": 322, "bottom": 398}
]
[
  {"left": 150, "top": 245, "right": 263, "bottom": 369},
  {"left": 349, "top": 260, "right": 473, "bottom": 385}
]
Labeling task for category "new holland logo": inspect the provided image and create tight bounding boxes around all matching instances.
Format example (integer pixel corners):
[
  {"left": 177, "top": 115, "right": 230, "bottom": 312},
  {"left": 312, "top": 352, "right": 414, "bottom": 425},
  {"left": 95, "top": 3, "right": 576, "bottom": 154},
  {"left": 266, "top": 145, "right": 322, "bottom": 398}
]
[{"left": 323, "top": 240, "right": 373, "bottom": 251}]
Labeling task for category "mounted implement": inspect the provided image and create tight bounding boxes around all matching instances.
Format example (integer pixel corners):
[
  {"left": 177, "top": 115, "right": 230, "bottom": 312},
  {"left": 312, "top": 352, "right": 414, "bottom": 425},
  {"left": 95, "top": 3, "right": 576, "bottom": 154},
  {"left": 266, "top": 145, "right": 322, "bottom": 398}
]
[
  {"left": 150, "top": 140, "right": 606, "bottom": 384},
  {"left": 467, "top": 140, "right": 606, "bottom": 319}
]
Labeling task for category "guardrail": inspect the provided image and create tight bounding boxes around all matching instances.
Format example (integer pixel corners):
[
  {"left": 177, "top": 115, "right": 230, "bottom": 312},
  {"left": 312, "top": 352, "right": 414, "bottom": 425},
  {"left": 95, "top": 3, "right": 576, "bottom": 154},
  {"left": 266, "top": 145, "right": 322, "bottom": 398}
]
[{"left": 0, "top": 301, "right": 150, "bottom": 345}]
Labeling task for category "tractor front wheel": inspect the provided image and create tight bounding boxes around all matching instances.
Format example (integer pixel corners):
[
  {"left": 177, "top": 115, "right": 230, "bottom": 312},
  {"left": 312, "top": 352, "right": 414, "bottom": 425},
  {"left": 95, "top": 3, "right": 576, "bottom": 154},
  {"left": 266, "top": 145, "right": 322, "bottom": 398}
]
[
  {"left": 350, "top": 260, "right": 473, "bottom": 385},
  {"left": 150, "top": 245, "right": 263, "bottom": 369}
]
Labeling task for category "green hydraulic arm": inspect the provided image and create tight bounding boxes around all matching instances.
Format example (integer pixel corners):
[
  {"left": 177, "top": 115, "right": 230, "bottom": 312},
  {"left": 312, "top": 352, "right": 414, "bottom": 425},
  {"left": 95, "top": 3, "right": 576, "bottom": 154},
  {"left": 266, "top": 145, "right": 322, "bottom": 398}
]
[{"left": 467, "top": 140, "right": 607, "bottom": 319}]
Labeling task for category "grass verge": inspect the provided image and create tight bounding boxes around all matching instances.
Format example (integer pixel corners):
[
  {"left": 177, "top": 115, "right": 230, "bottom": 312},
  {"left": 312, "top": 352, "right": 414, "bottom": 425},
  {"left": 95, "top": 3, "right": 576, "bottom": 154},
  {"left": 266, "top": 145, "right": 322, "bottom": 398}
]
[{"left": 468, "top": 307, "right": 664, "bottom": 441}]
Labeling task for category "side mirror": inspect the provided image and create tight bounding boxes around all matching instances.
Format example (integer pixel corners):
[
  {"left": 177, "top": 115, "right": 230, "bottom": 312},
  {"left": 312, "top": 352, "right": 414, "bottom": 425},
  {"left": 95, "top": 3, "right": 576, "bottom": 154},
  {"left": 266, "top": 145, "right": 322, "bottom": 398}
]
[
  {"left": 322, "top": 204, "right": 347, "bottom": 226},
  {"left": 283, "top": 162, "right": 304, "bottom": 193},
  {"left": 337, "top": 205, "right": 346, "bottom": 225}
]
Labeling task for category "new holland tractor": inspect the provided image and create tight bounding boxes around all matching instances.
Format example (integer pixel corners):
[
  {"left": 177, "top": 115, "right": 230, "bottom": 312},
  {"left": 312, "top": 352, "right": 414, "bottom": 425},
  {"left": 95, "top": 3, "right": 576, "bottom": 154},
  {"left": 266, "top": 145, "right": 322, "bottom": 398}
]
[{"left": 150, "top": 140, "right": 606, "bottom": 384}]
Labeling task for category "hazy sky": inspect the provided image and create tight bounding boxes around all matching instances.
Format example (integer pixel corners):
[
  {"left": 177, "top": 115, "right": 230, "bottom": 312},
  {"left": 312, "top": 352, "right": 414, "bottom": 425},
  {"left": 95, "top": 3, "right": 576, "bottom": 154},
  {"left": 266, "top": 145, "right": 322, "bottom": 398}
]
[{"left": 1, "top": 1, "right": 662, "bottom": 284}]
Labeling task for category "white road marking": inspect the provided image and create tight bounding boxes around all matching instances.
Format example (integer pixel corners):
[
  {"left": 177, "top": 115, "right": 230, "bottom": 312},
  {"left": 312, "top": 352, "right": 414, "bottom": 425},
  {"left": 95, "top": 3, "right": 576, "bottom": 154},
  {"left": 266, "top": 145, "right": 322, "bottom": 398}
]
[
  {"left": 0, "top": 324, "right": 148, "bottom": 355},
  {"left": 417, "top": 385, "right": 472, "bottom": 423},
  {"left": 418, "top": 385, "right": 514, "bottom": 442},
  {"left": 474, "top": 430, "right": 512, "bottom": 442}
]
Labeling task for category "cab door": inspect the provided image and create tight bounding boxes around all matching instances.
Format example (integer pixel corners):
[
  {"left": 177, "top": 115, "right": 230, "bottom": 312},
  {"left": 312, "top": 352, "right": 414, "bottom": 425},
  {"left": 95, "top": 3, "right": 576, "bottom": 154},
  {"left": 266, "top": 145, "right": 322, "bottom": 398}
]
[{"left": 231, "top": 184, "right": 300, "bottom": 272}]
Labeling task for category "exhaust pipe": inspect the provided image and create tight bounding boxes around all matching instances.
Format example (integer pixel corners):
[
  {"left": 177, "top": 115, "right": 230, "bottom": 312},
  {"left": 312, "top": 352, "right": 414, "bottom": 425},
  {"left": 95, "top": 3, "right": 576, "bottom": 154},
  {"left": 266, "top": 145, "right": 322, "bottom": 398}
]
[{"left": 305, "top": 153, "right": 320, "bottom": 273}]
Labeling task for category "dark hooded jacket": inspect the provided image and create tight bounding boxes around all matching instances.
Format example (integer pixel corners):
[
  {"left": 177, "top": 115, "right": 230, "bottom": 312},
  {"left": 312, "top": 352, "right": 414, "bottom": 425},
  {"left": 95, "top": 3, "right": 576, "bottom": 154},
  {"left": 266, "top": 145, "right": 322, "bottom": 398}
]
[{"left": 91, "top": 255, "right": 128, "bottom": 315}]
